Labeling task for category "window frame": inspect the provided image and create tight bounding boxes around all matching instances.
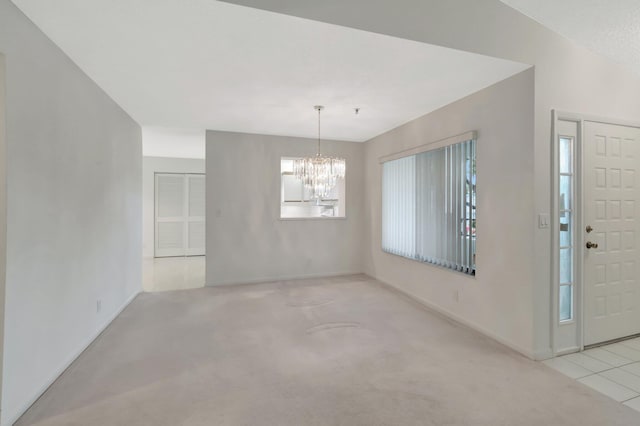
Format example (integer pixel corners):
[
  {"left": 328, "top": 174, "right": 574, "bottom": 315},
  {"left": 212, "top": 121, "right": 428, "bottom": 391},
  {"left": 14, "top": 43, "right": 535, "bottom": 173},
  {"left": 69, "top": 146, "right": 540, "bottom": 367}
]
[
  {"left": 558, "top": 135, "right": 576, "bottom": 323},
  {"left": 279, "top": 156, "right": 347, "bottom": 220},
  {"left": 379, "top": 131, "right": 477, "bottom": 277}
]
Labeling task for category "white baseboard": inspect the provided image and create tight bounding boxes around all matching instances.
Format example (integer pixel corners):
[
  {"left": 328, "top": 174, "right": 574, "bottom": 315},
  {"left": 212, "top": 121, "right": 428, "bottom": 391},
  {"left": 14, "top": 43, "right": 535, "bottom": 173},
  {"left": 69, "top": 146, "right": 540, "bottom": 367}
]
[
  {"left": 373, "top": 276, "right": 535, "bottom": 360},
  {"left": 554, "top": 346, "right": 580, "bottom": 357},
  {"left": 5, "top": 290, "right": 140, "bottom": 426},
  {"left": 533, "top": 347, "right": 555, "bottom": 361},
  {"left": 206, "top": 270, "right": 364, "bottom": 287}
]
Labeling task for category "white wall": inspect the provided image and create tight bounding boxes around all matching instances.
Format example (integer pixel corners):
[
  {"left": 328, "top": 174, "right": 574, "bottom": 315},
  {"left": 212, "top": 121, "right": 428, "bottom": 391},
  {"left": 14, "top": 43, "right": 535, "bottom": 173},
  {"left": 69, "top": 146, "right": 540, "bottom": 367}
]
[
  {"left": 206, "top": 131, "right": 363, "bottom": 285},
  {"left": 142, "top": 127, "right": 205, "bottom": 160},
  {"left": 143, "top": 156, "right": 205, "bottom": 258},
  {"left": 0, "top": 1, "right": 142, "bottom": 424},
  {"left": 366, "top": 70, "right": 535, "bottom": 356},
  {"left": 0, "top": 53, "right": 6, "bottom": 418},
  {"left": 227, "top": 0, "right": 640, "bottom": 359}
]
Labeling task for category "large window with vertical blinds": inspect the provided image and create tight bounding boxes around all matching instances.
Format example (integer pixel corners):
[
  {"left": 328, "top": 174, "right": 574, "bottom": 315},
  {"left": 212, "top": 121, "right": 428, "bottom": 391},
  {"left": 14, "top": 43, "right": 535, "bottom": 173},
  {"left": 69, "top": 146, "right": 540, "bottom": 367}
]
[{"left": 381, "top": 133, "right": 477, "bottom": 275}]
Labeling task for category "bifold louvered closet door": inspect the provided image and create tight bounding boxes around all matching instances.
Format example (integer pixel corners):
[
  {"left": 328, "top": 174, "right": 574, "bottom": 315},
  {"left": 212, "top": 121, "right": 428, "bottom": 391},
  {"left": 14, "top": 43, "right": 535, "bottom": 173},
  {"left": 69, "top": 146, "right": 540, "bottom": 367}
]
[{"left": 155, "top": 173, "right": 205, "bottom": 257}]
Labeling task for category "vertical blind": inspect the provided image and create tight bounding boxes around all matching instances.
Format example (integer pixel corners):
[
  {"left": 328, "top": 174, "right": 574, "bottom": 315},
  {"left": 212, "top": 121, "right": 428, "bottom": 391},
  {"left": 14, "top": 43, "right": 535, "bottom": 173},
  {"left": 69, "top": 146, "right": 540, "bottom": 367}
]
[
  {"left": 382, "top": 138, "right": 476, "bottom": 275},
  {"left": 382, "top": 156, "right": 416, "bottom": 258}
]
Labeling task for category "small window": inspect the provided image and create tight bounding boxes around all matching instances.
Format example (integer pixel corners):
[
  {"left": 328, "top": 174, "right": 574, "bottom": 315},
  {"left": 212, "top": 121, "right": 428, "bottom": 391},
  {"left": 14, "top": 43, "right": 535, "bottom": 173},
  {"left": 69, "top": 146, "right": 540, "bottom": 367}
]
[
  {"left": 381, "top": 138, "right": 476, "bottom": 275},
  {"left": 558, "top": 136, "right": 575, "bottom": 322},
  {"left": 280, "top": 157, "right": 346, "bottom": 219}
]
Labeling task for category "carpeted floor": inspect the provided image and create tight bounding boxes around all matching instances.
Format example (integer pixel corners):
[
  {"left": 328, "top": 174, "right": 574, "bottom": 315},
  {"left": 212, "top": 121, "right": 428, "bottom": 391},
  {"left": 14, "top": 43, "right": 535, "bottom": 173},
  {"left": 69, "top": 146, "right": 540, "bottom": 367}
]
[{"left": 16, "top": 275, "right": 640, "bottom": 425}]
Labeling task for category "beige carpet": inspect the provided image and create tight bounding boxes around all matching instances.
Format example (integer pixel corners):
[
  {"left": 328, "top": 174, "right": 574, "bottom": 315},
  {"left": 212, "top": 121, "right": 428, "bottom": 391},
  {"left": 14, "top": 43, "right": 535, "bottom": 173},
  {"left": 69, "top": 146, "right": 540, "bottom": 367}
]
[{"left": 16, "top": 275, "right": 640, "bottom": 425}]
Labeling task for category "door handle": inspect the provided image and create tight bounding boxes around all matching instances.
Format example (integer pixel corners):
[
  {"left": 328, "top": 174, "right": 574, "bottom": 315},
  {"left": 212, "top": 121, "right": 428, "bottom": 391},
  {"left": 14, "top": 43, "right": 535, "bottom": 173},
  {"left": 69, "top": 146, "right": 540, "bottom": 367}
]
[{"left": 586, "top": 241, "right": 599, "bottom": 249}]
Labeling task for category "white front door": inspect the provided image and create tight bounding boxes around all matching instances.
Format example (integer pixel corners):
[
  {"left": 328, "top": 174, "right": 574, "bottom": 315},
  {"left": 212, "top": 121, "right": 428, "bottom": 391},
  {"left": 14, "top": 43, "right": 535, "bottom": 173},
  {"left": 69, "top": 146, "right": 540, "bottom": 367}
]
[{"left": 584, "top": 121, "right": 640, "bottom": 345}]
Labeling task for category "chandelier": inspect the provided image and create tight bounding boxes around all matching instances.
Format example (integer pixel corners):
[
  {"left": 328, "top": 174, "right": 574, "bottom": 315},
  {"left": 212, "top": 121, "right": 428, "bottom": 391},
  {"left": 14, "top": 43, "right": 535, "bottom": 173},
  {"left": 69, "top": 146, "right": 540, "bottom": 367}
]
[{"left": 293, "top": 106, "right": 346, "bottom": 200}]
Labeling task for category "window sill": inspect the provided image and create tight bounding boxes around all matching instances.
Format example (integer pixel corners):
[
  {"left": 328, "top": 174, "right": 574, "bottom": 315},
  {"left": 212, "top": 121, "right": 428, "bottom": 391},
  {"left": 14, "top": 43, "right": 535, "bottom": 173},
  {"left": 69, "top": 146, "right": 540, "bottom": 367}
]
[{"left": 382, "top": 249, "right": 476, "bottom": 280}]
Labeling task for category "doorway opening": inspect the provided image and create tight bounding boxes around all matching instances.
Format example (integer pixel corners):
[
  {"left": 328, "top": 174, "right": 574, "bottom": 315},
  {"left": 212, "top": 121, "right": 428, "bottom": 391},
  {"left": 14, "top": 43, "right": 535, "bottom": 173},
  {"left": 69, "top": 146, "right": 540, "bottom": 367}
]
[
  {"left": 142, "top": 128, "right": 206, "bottom": 292},
  {"left": 552, "top": 111, "right": 640, "bottom": 355}
]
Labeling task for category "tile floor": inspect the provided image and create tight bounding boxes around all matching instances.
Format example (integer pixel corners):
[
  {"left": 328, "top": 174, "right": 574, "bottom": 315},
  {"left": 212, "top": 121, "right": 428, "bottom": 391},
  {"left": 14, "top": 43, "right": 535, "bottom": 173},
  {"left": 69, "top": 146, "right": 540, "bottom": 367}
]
[
  {"left": 543, "top": 337, "right": 640, "bottom": 411},
  {"left": 142, "top": 256, "right": 205, "bottom": 292}
]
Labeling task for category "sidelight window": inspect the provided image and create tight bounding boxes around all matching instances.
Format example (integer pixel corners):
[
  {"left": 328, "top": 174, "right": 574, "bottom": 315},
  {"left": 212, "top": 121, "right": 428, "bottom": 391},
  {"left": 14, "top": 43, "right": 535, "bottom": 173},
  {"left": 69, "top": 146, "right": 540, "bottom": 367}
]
[{"left": 558, "top": 136, "right": 575, "bottom": 322}]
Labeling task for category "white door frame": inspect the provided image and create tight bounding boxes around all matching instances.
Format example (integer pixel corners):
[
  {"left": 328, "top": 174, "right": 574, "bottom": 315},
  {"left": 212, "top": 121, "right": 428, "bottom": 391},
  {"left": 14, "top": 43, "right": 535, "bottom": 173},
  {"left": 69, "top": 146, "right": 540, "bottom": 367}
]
[
  {"left": 551, "top": 110, "right": 640, "bottom": 355},
  {"left": 0, "top": 52, "right": 7, "bottom": 416}
]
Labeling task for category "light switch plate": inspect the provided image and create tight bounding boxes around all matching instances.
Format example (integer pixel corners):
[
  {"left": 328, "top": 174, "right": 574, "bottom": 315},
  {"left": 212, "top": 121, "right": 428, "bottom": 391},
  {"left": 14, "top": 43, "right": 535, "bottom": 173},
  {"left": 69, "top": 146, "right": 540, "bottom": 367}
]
[{"left": 538, "top": 213, "right": 550, "bottom": 229}]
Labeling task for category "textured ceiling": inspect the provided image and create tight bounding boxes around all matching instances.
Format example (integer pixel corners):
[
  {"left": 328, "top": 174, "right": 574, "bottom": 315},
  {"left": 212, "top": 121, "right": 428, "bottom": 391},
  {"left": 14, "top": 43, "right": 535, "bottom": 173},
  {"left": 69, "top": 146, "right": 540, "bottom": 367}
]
[
  {"left": 500, "top": 0, "right": 640, "bottom": 77},
  {"left": 13, "top": 0, "right": 528, "bottom": 142}
]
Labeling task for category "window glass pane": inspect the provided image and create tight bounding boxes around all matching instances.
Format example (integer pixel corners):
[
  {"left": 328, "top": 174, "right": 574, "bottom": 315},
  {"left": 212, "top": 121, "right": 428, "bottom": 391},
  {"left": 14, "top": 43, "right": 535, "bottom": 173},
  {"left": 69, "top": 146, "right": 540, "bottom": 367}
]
[
  {"left": 558, "top": 136, "right": 574, "bottom": 324},
  {"left": 559, "top": 175, "right": 572, "bottom": 211},
  {"left": 560, "top": 248, "right": 572, "bottom": 284},
  {"left": 559, "top": 137, "right": 572, "bottom": 174},
  {"left": 467, "top": 153, "right": 476, "bottom": 238},
  {"left": 281, "top": 159, "right": 294, "bottom": 173},
  {"left": 559, "top": 285, "right": 572, "bottom": 321},
  {"left": 560, "top": 212, "right": 572, "bottom": 247}
]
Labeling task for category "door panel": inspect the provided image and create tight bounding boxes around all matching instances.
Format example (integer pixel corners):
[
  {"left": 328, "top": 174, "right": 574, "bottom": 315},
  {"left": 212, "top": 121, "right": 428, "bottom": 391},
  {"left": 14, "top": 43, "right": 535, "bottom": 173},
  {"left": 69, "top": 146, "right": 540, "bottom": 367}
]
[
  {"left": 155, "top": 173, "right": 206, "bottom": 257},
  {"left": 584, "top": 122, "right": 640, "bottom": 345},
  {"left": 155, "top": 174, "right": 186, "bottom": 257},
  {"left": 186, "top": 174, "right": 205, "bottom": 256}
]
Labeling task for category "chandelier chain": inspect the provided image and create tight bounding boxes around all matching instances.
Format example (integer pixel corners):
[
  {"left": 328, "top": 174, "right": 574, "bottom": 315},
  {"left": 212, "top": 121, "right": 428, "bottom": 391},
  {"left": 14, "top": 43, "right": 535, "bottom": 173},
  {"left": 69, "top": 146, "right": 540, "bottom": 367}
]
[{"left": 316, "top": 105, "right": 322, "bottom": 156}]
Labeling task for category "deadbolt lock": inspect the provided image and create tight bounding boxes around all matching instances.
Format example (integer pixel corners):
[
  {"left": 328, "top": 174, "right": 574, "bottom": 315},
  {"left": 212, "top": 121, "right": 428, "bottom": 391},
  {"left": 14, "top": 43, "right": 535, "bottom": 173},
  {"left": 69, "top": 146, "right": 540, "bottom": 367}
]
[
  {"left": 586, "top": 225, "right": 593, "bottom": 233},
  {"left": 586, "top": 241, "right": 599, "bottom": 249}
]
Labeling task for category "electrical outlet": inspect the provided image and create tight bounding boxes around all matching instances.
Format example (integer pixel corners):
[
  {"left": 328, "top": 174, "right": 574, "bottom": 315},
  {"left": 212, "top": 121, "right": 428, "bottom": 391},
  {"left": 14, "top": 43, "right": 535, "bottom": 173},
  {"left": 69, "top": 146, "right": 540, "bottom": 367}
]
[{"left": 96, "top": 299, "right": 102, "bottom": 313}]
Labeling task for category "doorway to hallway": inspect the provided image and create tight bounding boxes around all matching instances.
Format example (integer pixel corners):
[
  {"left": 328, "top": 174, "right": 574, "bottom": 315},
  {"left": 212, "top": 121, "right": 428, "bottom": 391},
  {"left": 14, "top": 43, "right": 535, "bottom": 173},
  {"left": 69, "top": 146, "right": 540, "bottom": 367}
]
[{"left": 142, "top": 153, "right": 206, "bottom": 292}]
